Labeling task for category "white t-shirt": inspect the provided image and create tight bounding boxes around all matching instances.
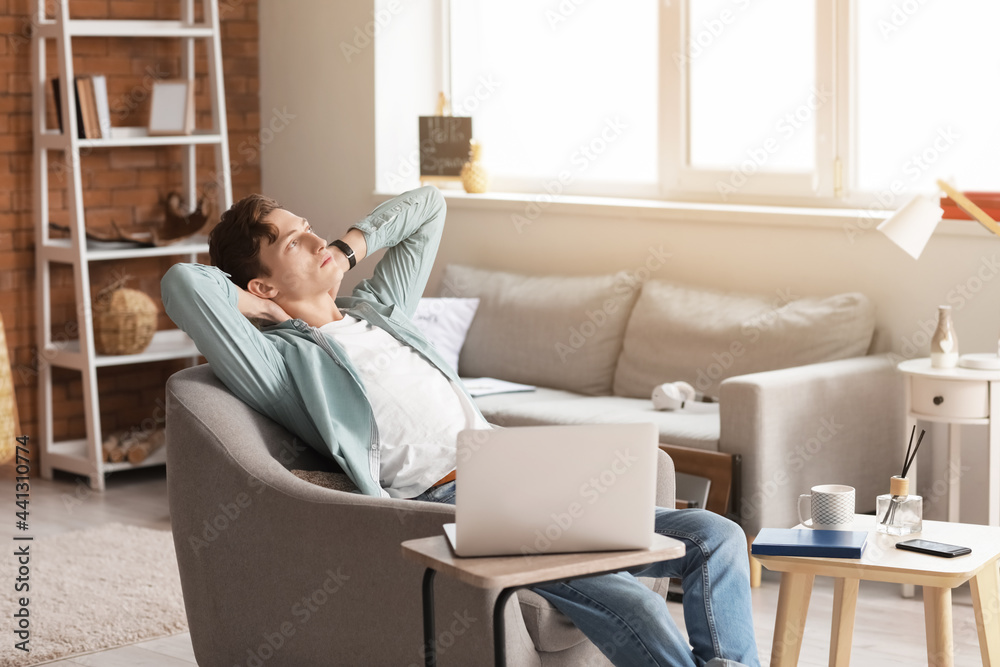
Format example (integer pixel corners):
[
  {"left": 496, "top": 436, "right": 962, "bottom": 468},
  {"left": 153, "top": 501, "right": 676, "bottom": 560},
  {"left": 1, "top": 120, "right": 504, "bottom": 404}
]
[{"left": 319, "top": 314, "right": 490, "bottom": 498}]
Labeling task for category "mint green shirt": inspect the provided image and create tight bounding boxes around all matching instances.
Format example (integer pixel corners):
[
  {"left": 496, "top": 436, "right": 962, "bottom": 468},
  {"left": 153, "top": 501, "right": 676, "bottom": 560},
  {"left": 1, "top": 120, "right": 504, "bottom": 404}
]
[{"left": 161, "top": 186, "right": 484, "bottom": 497}]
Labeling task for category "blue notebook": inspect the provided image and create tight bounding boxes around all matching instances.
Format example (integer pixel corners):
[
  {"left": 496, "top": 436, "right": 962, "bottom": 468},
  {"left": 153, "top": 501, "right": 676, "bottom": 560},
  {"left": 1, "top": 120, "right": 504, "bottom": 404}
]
[{"left": 751, "top": 528, "right": 869, "bottom": 559}]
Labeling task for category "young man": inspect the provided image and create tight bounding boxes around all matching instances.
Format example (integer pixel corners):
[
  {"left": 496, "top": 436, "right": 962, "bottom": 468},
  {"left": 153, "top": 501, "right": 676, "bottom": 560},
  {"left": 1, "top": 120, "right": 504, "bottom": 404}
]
[{"left": 161, "top": 185, "right": 760, "bottom": 667}]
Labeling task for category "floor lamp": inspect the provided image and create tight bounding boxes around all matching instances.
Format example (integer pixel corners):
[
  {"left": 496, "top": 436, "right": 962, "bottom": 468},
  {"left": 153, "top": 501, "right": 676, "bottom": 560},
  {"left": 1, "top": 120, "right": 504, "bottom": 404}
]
[{"left": 877, "top": 179, "right": 1000, "bottom": 369}]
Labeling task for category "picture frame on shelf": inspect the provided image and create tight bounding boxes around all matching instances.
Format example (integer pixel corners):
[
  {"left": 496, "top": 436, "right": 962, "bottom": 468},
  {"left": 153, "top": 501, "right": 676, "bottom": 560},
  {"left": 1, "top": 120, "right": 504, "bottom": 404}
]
[{"left": 148, "top": 80, "right": 194, "bottom": 135}]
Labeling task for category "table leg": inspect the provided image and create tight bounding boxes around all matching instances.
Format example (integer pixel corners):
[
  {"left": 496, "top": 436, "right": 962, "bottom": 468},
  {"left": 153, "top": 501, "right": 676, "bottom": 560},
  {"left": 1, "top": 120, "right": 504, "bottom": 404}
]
[
  {"left": 770, "top": 571, "right": 814, "bottom": 667},
  {"left": 830, "top": 577, "right": 859, "bottom": 667},
  {"left": 970, "top": 559, "right": 1000, "bottom": 666},
  {"left": 948, "top": 423, "right": 961, "bottom": 523},
  {"left": 422, "top": 568, "right": 436, "bottom": 667},
  {"left": 493, "top": 587, "right": 518, "bottom": 667},
  {"left": 902, "top": 415, "right": 918, "bottom": 600},
  {"left": 989, "top": 381, "right": 1000, "bottom": 527},
  {"left": 923, "top": 586, "right": 954, "bottom": 667}
]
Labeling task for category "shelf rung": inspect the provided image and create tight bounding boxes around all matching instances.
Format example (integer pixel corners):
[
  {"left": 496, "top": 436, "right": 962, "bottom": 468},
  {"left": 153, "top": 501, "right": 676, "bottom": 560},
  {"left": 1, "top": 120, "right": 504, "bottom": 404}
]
[{"left": 37, "top": 20, "right": 214, "bottom": 38}]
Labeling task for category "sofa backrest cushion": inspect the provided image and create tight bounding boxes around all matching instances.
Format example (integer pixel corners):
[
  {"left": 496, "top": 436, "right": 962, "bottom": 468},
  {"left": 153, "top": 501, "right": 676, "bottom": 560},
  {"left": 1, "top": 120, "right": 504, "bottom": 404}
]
[
  {"left": 441, "top": 264, "right": 642, "bottom": 396},
  {"left": 613, "top": 280, "right": 876, "bottom": 398}
]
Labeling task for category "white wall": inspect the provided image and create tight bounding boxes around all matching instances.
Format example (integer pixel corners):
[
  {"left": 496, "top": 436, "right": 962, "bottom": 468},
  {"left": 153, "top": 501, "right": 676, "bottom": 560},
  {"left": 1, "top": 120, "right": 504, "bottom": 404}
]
[{"left": 261, "top": 0, "right": 1000, "bottom": 525}]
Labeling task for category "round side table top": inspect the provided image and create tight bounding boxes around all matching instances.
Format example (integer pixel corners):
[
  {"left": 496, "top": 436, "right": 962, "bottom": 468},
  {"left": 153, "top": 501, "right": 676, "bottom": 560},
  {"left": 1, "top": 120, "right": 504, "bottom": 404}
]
[{"left": 898, "top": 357, "right": 1000, "bottom": 381}]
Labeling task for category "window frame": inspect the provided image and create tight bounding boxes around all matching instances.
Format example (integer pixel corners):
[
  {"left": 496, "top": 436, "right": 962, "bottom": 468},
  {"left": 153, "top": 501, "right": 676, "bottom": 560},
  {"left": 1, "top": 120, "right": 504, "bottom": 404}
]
[{"left": 437, "top": 0, "right": 995, "bottom": 210}]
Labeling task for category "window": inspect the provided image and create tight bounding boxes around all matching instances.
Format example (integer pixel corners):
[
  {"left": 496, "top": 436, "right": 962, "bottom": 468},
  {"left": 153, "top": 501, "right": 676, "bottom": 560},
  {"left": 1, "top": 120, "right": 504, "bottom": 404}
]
[
  {"left": 376, "top": 1, "right": 1000, "bottom": 207},
  {"left": 853, "top": 0, "right": 1000, "bottom": 213},
  {"left": 450, "top": 0, "right": 659, "bottom": 197}
]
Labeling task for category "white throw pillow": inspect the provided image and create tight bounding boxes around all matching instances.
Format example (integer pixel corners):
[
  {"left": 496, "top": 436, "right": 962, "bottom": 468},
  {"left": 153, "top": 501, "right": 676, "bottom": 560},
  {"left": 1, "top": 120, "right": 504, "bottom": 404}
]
[{"left": 410, "top": 298, "right": 480, "bottom": 373}]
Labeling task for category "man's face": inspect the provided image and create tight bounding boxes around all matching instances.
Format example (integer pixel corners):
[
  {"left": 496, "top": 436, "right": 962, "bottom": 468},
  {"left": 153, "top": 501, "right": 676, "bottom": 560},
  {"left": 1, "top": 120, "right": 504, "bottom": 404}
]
[{"left": 248, "top": 207, "right": 344, "bottom": 302}]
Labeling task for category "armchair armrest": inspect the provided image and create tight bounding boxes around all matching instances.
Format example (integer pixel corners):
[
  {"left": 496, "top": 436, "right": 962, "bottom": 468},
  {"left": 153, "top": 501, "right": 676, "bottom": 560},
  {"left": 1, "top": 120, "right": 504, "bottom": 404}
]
[{"left": 718, "top": 354, "right": 904, "bottom": 535}]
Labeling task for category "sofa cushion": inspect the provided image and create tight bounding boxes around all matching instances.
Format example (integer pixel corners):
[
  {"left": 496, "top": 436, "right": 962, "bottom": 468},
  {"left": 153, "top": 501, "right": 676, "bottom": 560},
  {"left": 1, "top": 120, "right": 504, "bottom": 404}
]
[
  {"left": 442, "top": 265, "right": 642, "bottom": 396},
  {"left": 473, "top": 391, "right": 721, "bottom": 452},
  {"left": 410, "top": 297, "right": 480, "bottom": 373},
  {"left": 613, "top": 280, "right": 875, "bottom": 398}
]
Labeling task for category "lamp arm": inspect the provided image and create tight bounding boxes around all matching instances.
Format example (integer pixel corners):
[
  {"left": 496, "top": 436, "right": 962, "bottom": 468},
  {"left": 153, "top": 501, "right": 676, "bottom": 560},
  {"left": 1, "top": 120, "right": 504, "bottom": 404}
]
[{"left": 937, "top": 179, "right": 1000, "bottom": 238}]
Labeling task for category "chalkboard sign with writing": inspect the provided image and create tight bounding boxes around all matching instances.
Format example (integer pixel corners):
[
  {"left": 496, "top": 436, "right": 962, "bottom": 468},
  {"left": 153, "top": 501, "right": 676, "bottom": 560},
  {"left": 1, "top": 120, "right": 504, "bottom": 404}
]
[{"left": 419, "top": 116, "right": 473, "bottom": 177}]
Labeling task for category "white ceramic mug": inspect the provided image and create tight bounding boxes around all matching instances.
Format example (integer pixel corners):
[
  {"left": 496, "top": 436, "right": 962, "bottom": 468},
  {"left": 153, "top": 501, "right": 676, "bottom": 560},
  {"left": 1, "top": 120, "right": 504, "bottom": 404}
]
[{"left": 797, "top": 484, "right": 855, "bottom": 530}]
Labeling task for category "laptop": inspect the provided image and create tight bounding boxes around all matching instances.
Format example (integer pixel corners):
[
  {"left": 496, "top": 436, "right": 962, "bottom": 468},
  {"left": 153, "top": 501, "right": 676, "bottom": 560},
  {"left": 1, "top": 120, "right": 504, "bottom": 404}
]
[{"left": 443, "top": 422, "right": 659, "bottom": 557}]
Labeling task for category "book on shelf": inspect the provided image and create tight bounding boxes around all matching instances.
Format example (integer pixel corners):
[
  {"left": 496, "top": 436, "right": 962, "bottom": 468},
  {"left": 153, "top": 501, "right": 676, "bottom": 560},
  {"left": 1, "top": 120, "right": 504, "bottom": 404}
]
[
  {"left": 90, "top": 75, "right": 112, "bottom": 139},
  {"left": 51, "top": 75, "right": 108, "bottom": 139},
  {"left": 751, "top": 527, "right": 869, "bottom": 559}
]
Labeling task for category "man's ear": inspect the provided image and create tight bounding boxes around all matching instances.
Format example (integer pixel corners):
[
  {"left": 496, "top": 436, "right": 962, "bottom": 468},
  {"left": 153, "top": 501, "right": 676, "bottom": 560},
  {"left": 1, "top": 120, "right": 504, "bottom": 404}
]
[{"left": 246, "top": 277, "right": 279, "bottom": 300}]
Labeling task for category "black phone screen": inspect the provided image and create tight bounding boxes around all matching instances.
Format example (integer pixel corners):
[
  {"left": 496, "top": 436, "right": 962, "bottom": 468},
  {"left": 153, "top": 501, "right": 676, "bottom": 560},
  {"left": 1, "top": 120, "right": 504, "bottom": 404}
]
[{"left": 895, "top": 539, "right": 972, "bottom": 558}]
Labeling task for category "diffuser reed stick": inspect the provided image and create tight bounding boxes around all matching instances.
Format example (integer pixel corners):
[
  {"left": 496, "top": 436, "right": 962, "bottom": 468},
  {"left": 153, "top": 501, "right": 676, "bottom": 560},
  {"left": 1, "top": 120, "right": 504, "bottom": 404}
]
[{"left": 880, "top": 426, "right": 925, "bottom": 526}]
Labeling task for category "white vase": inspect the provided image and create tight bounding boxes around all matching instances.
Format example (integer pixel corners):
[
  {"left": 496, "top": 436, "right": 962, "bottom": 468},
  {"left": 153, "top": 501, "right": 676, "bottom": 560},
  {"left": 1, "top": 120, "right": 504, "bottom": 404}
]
[{"left": 930, "top": 305, "right": 958, "bottom": 368}]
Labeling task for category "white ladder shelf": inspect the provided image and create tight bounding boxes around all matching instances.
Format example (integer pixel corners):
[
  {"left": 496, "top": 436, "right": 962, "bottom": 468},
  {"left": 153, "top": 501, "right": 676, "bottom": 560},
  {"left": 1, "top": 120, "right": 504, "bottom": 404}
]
[{"left": 31, "top": 0, "right": 232, "bottom": 490}]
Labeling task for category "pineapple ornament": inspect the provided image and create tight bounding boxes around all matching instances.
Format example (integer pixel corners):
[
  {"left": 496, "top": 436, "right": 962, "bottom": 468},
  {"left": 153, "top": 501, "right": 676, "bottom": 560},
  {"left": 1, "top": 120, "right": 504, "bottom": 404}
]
[{"left": 460, "top": 139, "right": 489, "bottom": 193}]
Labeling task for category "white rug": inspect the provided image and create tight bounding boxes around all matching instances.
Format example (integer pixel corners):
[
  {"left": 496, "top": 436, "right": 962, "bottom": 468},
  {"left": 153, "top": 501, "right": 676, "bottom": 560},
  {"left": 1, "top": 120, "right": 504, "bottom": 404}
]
[{"left": 0, "top": 523, "right": 188, "bottom": 666}]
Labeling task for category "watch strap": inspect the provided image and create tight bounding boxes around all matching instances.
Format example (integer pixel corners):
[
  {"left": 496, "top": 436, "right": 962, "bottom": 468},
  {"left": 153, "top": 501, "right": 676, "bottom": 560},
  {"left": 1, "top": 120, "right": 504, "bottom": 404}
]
[{"left": 328, "top": 239, "right": 356, "bottom": 270}]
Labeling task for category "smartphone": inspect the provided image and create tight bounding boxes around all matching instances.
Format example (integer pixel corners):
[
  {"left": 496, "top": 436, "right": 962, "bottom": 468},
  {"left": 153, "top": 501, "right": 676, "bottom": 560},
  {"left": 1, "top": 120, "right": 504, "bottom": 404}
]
[{"left": 895, "top": 539, "right": 971, "bottom": 558}]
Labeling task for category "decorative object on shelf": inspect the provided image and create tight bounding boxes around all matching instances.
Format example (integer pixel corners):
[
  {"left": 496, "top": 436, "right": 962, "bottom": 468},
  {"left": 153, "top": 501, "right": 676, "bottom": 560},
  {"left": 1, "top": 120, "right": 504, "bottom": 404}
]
[
  {"left": 92, "top": 276, "right": 157, "bottom": 355},
  {"left": 102, "top": 428, "right": 165, "bottom": 464},
  {"left": 878, "top": 425, "right": 924, "bottom": 536},
  {"left": 148, "top": 79, "right": 194, "bottom": 135},
  {"left": 930, "top": 305, "right": 959, "bottom": 368},
  {"left": 460, "top": 139, "right": 489, "bottom": 193},
  {"left": 161, "top": 191, "right": 212, "bottom": 243},
  {"left": 0, "top": 312, "right": 19, "bottom": 465},
  {"left": 48, "top": 190, "right": 211, "bottom": 247},
  {"left": 878, "top": 178, "right": 1000, "bottom": 370}
]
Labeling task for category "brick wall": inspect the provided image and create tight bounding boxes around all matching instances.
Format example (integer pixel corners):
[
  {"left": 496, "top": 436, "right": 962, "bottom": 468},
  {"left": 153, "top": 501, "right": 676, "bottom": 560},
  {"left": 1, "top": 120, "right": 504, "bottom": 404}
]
[{"left": 0, "top": 0, "right": 262, "bottom": 468}]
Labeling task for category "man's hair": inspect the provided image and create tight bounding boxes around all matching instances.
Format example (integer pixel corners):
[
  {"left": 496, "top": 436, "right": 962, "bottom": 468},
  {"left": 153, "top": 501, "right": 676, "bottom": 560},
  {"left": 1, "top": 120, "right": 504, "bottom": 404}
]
[{"left": 208, "top": 193, "right": 283, "bottom": 290}]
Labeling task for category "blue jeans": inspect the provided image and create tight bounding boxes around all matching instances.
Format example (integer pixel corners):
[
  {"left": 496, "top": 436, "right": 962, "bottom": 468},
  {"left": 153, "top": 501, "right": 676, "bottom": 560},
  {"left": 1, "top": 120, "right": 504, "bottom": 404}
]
[{"left": 412, "top": 482, "right": 760, "bottom": 667}]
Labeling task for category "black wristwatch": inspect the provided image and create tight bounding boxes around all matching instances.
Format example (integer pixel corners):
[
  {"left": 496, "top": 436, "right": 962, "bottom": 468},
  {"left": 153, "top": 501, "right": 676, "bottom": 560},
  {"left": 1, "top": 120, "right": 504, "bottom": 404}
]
[{"left": 328, "top": 239, "right": 356, "bottom": 270}]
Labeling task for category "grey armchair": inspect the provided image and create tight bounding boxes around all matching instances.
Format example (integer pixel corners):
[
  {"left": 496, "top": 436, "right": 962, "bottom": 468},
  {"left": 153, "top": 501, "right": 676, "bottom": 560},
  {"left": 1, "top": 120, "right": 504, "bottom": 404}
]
[{"left": 166, "top": 364, "right": 677, "bottom": 666}]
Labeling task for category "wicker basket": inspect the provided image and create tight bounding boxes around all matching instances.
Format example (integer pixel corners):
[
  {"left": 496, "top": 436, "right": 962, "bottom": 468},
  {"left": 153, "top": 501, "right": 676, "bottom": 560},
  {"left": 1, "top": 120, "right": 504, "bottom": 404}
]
[
  {"left": 93, "top": 277, "right": 157, "bottom": 355},
  {"left": 0, "top": 311, "right": 18, "bottom": 465}
]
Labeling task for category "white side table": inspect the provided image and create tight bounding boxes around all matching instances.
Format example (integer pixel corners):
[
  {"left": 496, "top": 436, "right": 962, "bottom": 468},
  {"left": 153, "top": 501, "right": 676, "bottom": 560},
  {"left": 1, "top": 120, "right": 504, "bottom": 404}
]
[{"left": 898, "top": 358, "right": 1000, "bottom": 527}]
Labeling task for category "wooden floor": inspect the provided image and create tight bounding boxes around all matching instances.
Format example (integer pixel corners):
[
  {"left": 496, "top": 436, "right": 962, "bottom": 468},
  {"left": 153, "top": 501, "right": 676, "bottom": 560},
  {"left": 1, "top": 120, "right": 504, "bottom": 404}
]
[{"left": 11, "top": 467, "right": 990, "bottom": 666}]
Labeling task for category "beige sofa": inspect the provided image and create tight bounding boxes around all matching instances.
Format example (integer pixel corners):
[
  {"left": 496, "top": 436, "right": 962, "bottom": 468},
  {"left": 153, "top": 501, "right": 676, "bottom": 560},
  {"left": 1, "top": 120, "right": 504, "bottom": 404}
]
[{"left": 439, "top": 264, "right": 905, "bottom": 537}]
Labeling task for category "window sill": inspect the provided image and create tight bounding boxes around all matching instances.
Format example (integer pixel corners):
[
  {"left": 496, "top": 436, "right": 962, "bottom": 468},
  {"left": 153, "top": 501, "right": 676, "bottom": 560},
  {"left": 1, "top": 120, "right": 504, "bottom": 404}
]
[{"left": 370, "top": 189, "right": 991, "bottom": 238}]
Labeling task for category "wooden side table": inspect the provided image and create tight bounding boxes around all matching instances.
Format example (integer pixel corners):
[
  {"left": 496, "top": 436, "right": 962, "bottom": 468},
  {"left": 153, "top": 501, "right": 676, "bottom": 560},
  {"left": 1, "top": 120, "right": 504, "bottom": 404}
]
[
  {"left": 898, "top": 358, "right": 1000, "bottom": 526},
  {"left": 401, "top": 533, "right": 685, "bottom": 667},
  {"left": 755, "top": 515, "right": 1000, "bottom": 667}
]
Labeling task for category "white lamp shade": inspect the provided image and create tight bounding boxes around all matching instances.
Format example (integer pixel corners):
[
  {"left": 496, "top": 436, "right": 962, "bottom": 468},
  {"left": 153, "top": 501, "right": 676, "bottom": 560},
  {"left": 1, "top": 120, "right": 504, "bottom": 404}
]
[{"left": 876, "top": 194, "right": 944, "bottom": 260}]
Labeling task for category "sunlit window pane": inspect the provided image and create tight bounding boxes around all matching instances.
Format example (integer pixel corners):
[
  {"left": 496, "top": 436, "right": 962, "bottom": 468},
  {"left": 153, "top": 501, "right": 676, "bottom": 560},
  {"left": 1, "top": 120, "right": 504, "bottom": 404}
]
[
  {"left": 688, "top": 0, "right": 816, "bottom": 172},
  {"left": 450, "top": 1, "right": 657, "bottom": 188},
  {"left": 856, "top": 1, "right": 1000, "bottom": 194}
]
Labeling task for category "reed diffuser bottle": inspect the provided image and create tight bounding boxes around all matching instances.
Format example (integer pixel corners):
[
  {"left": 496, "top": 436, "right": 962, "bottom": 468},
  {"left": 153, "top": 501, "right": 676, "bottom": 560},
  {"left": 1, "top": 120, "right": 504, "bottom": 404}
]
[{"left": 878, "top": 427, "right": 924, "bottom": 535}]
